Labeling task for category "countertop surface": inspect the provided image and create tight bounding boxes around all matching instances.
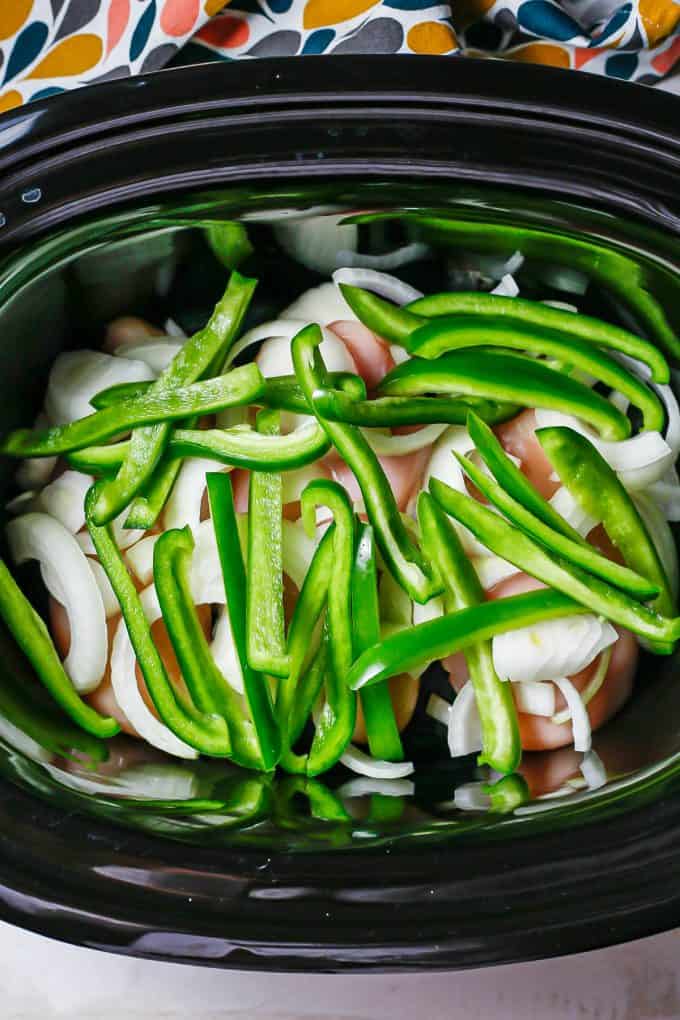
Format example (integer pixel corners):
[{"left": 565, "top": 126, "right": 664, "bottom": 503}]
[{"left": 3, "top": 68, "right": 680, "bottom": 1020}]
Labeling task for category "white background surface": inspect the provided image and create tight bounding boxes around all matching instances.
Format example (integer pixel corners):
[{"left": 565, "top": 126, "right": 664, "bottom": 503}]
[{"left": 4, "top": 69, "right": 680, "bottom": 1020}]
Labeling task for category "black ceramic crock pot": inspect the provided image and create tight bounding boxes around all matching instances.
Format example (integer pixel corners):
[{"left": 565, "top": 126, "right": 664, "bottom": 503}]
[{"left": 0, "top": 56, "right": 678, "bottom": 972}]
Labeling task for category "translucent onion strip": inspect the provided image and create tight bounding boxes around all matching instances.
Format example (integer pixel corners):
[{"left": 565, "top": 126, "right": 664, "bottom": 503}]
[
  {"left": 332, "top": 268, "right": 423, "bottom": 306},
  {"left": 553, "top": 677, "right": 592, "bottom": 752},
  {"left": 340, "top": 743, "right": 415, "bottom": 779},
  {"left": 552, "top": 645, "right": 613, "bottom": 726}
]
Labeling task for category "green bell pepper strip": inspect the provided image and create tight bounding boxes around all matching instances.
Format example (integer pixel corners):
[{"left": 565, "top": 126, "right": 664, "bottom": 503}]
[
  {"left": 306, "top": 619, "right": 357, "bottom": 777},
  {"left": 343, "top": 212, "right": 680, "bottom": 360},
  {"left": 466, "top": 411, "right": 586, "bottom": 543},
  {"left": 274, "top": 773, "right": 351, "bottom": 826},
  {"left": 278, "top": 632, "right": 330, "bottom": 775},
  {"left": 300, "top": 479, "right": 355, "bottom": 684},
  {"left": 246, "top": 409, "right": 289, "bottom": 678},
  {"left": 85, "top": 483, "right": 230, "bottom": 753},
  {"left": 292, "top": 323, "right": 440, "bottom": 604},
  {"left": 352, "top": 523, "right": 404, "bottom": 762},
  {"left": 0, "top": 558, "right": 119, "bottom": 739},
  {"left": 429, "top": 477, "right": 680, "bottom": 646},
  {"left": 277, "top": 525, "right": 335, "bottom": 751},
  {"left": 205, "top": 221, "right": 253, "bottom": 270},
  {"left": 379, "top": 350, "right": 630, "bottom": 441},
  {"left": 418, "top": 492, "right": 520, "bottom": 774},
  {"left": 124, "top": 443, "right": 191, "bottom": 530},
  {"left": 537, "top": 425, "right": 677, "bottom": 640},
  {"left": 483, "top": 773, "right": 530, "bottom": 813},
  {"left": 170, "top": 421, "right": 330, "bottom": 471},
  {"left": 91, "top": 270, "right": 257, "bottom": 526},
  {"left": 406, "top": 318, "right": 664, "bottom": 431},
  {"left": 67, "top": 440, "right": 130, "bottom": 477},
  {"left": 406, "top": 293, "right": 669, "bottom": 383},
  {"left": 91, "top": 371, "right": 366, "bottom": 415},
  {"left": 206, "top": 472, "right": 281, "bottom": 770},
  {"left": 457, "top": 433, "right": 659, "bottom": 600},
  {"left": 338, "top": 284, "right": 423, "bottom": 346},
  {"left": 1, "top": 364, "right": 264, "bottom": 458},
  {"left": 347, "top": 588, "right": 588, "bottom": 691},
  {"left": 311, "top": 385, "right": 518, "bottom": 428}
]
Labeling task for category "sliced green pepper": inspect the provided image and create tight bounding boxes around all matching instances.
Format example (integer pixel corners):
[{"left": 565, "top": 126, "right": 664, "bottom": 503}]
[
  {"left": 347, "top": 588, "right": 588, "bottom": 690},
  {"left": 406, "top": 318, "right": 663, "bottom": 431},
  {"left": 430, "top": 477, "right": 680, "bottom": 646},
  {"left": 418, "top": 492, "right": 520, "bottom": 774},
  {"left": 169, "top": 420, "right": 330, "bottom": 471},
  {"left": 312, "top": 386, "right": 518, "bottom": 428},
  {"left": 1, "top": 365, "right": 263, "bottom": 458},
  {"left": 124, "top": 445, "right": 190, "bottom": 530},
  {"left": 306, "top": 619, "right": 356, "bottom": 777},
  {"left": 205, "top": 221, "right": 253, "bottom": 270},
  {"left": 207, "top": 472, "right": 281, "bottom": 770},
  {"left": 247, "top": 409, "right": 289, "bottom": 678},
  {"left": 338, "top": 284, "right": 423, "bottom": 346},
  {"left": 379, "top": 350, "right": 630, "bottom": 441},
  {"left": 85, "top": 484, "right": 230, "bottom": 754},
  {"left": 460, "top": 419, "right": 659, "bottom": 600},
  {"left": 538, "top": 425, "right": 677, "bottom": 645},
  {"left": 483, "top": 773, "right": 530, "bottom": 813},
  {"left": 352, "top": 523, "right": 404, "bottom": 762},
  {"left": 0, "top": 558, "right": 119, "bottom": 739},
  {"left": 292, "top": 323, "right": 440, "bottom": 603},
  {"left": 407, "top": 292, "right": 669, "bottom": 384},
  {"left": 91, "top": 270, "right": 257, "bottom": 526}
]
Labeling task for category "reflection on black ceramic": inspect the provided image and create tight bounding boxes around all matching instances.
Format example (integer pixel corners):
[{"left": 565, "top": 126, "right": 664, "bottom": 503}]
[{"left": 0, "top": 58, "right": 678, "bottom": 970}]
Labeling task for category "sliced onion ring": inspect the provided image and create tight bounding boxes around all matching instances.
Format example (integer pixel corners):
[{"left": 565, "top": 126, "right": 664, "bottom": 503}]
[
  {"left": 513, "top": 680, "right": 556, "bottom": 717},
  {"left": 340, "top": 743, "right": 414, "bottom": 779},
  {"left": 332, "top": 268, "right": 423, "bottom": 306},
  {"left": 7, "top": 512, "right": 107, "bottom": 693},
  {"left": 45, "top": 349, "right": 154, "bottom": 425},
  {"left": 448, "top": 682, "right": 482, "bottom": 758},
  {"left": 362, "top": 423, "right": 446, "bottom": 457},
  {"left": 553, "top": 677, "right": 592, "bottom": 752},
  {"left": 114, "top": 340, "right": 182, "bottom": 375},
  {"left": 37, "top": 469, "right": 92, "bottom": 534}
]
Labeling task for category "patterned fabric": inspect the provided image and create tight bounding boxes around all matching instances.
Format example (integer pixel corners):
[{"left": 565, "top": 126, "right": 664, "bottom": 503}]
[{"left": 0, "top": 0, "right": 678, "bottom": 114}]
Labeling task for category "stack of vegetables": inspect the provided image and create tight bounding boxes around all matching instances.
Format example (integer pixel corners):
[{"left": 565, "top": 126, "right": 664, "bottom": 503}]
[{"left": 1, "top": 233, "right": 679, "bottom": 792}]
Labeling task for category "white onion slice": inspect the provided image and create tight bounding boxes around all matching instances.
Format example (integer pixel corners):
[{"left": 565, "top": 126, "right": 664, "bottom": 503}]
[
  {"left": 389, "top": 344, "right": 410, "bottom": 366},
  {"left": 492, "top": 614, "right": 616, "bottom": 683},
  {"left": 45, "top": 350, "right": 154, "bottom": 425},
  {"left": 552, "top": 645, "right": 613, "bottom": 726},
  {"left": 15, "top": 415, "right": 56, "bottom": 490},
  {"left": 542, "top": 299, "right": 579, "bottom": 313},
  {"left": 448, "top": 682, "right": 482, "bottom": 757},
  {"left": 0, "top": 713, "right": 52, "bottom": 762},
  {"left": 534, "top": 408, "right": 674, "bottom": 490},
  {"left": 110, "top": 587, "right": 198, "bottom": 759},
  {"left": 281, "top": 282, "right": 357, "bottom": 323},
  {"left": 549, "top": 486, "right": 598, "bottom": 537},
  {"left": 553, "top": 677, "right": 591, "bottom": 751},
  {"left": 274, "top": 214, "right": 358, "bottom": 275},
  {"left": 87, "top": 558, "right": 119, "bottom": 619},
  {"left": 340, "top": 743, "right": 414, "bottom": 779},
  {"left": 125, "top": 534, "right": 159, "bottom": 586},
  {"left": 426, "top": 692, "right": 451, "bottom": 726},
  {"left": 36, "top": 470, "right": 92, "bottom": 534},
  {"left": 114, "top": 340, "right": 182, "bottom": 375},
  {"left": 513, "top": 680, "right": 556, "bottom": 717},
  {"left": 337, "top": 242, "right": 429, "bottom": 272},
  {"left": 226, "top": 319, "right": 349, "bottom": 373},
  {"left": 76, "top": 511, "right": 145, "bottom": 554},
  {"left": 332, "top": 268, "right": 423, "bottom": 306},
  {"left": 281, "top": 464, "right": 324, "bottom": 506},
  {"left": 633, "top": 491, "right": 679, "bottom": 598},
  {"left": 163, "top": 318, "right": 186, "bottom": 339},
  {"left": 413, "top": 596, "right": 444, "bottom": 626},
  {"left": 579, "top": 749, "right": 607, "bottom": 790},
  {"left": 164, "top": 458, "right": 230, "bottom": 536},
  {"left": 362, "top": 423, "right": 446, "bottom": 457},
  {"left": 7, "top": 512, "right": 107, "bottom": 693},
  {"left": 210, "top": 607, "right": 244, "bottom": 695},
  {"left": 6, "top": 491, "right": 36, "bottom": 515},
  {"left": 491, "top": 274, "right": 519, "bottom": 298},
  {"left": 454, "top": 782, "right": 491, "bottom": 812},
  {"left": 540, "top": 265, "right": 589, "bottom": 295},
  {"left": 337, "top": 776, "right": 415, "bottom": 798},
  {"left": 472, "top": 554, "right": 520, "bottom": 590},
  {"left": 281, "top": 518, "right": 319, "bottom": 592}
]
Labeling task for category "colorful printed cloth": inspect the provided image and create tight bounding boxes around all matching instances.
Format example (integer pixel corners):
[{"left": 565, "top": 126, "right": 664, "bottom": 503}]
[{"left": 0, "top": 0, "right": 678, "bottom": 114}]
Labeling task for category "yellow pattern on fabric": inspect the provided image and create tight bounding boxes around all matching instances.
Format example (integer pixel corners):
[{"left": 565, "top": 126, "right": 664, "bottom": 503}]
[{"left": 27, "top": 34, "right": 103, "bottom": 79}]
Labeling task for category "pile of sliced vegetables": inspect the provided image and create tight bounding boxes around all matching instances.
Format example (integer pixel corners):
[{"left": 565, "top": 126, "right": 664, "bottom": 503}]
[{"left": 1, "top": 218, "right": 679, "bottom": 797}]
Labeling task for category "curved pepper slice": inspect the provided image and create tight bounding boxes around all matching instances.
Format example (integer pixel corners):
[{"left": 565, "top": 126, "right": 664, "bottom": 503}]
[
  {"left": 418, "top": 492, "right": 520, "bottom": 774},
  {"left": 347, "top": 589, "right": 588, "bottom": 691},
  {"left": 430, "top": 477, "right": 680, "bottom": 647},
  {"left": 247, "top": 409, "right": 289, "bottom": 679},
  {"left": 305, "top": 619, "right": 357, "bottom": 777},
  {"left": 538, "top": 425, "right": 677, "bottom": 650},
  {"left": 85, "top": 484, "right": 230, "bottom": 753},
  {"left": 291, "top": 323, "right": 440, "bottom": 604},
  {"left": 0, "top": 558, "right": 119, "bottom": 739},
  {"left": 207, "top": 472, "right": 280, "bottom": 770},
  {"left": 170, "top": 421, "right": 330, "bottom": 471},
  {"left": 379, "top": 349, "right": 631, "bottom": 441},
  {"left": 407, "top": 292, "right": 669, "bottom": 384},
  {"left": 91, "top": 270, "right": 257, "bottom": 526},
  {"left": 352, "top": 524, "right": 403, "bottom": 762},
  {"left": 406, "top": 318, "right": 664, "bottom": 432},
  {"left": 311, "top": 386, "right": 518, "bottom": 428},
  {"left": 1, "top": 364, "right": 264, "bottom": 458}
]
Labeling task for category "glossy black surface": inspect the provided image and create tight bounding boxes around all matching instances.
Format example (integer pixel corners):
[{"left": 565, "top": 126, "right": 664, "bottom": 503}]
[{"left": 0, "top": 58, "right": 678, "bottom": 971}]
